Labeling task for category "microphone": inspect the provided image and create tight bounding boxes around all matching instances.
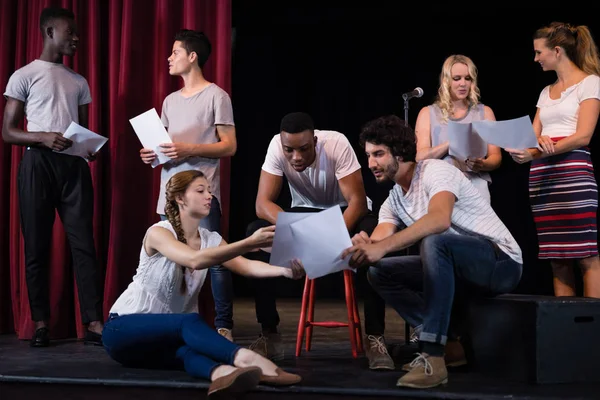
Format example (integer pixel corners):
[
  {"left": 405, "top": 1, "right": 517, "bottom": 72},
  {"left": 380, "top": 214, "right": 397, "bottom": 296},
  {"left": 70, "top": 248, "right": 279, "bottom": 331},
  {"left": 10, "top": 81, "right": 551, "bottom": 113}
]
[{"left": 402, "top": 87, "right": 424, "bottom": 100}]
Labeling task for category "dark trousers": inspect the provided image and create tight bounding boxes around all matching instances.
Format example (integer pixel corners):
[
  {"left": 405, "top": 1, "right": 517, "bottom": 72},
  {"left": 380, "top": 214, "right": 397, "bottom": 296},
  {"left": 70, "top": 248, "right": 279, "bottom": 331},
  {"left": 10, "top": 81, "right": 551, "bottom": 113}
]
[
  {"left": 245, "top": 207, "right": 386, "bottom": 335},
  {"left": 18, "top": 148, "right": 103, "bottom": 324}
]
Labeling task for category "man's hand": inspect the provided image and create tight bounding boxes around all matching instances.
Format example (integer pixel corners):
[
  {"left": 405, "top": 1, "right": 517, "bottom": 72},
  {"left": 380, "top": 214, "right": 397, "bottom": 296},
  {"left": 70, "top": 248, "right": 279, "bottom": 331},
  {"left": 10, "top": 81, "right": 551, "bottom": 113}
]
[
  {"left": 140, "top": 148, "right": 156, "bottom": 164},
  {"left": 42, "top": 132, "right": 72, "bottom": 152},
  {"left": 86, "top": 151, "right": 98, "bottom": 162},
  {"left": 159, "top": 142, "right": 193, "bottom": 160},
  {"left": 341, "top": 241, "right": 386, "bottom": 269},
  {"left": 351, "top": 231, "right": 372, "bottom": 246}
]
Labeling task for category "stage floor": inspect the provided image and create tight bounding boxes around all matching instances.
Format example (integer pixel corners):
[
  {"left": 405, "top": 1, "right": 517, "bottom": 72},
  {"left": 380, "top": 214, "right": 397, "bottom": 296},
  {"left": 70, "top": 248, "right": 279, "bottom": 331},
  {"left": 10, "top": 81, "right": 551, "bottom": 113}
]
[{"left": 1, "top": 298, "right": 598, "bottom": 399}]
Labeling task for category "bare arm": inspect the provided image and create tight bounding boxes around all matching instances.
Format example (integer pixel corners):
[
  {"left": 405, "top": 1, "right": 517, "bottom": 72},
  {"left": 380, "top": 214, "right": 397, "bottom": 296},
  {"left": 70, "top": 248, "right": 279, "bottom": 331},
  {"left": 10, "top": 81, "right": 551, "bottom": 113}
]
[
  {"left": 467, "top": 106, "right": 502, "bottom": 172},
  {"left": 343, "top": 191, "right": 455, "bottom": 267},
  {"left": 159, "top": 125, "right": 237, "bottom": 160},
  {"left": 2, "top": 97, "right": 71, "bottom": 150},
  {"left": 144, "top": 225, "right": 274, "bottom": 270},
  {"left": 222, "top": 242, "right": 303, "bottom": 279},
  {"left": 338, "top": 170, "right": 368, "bottom": 232},
  {"left": 415, "top": 106, "right": 449, "bottom": 161},
  {"left": 541, "top": 98, "right": 600, "bottom": 156},
  {"left": 255, "top": 170, "right": 284, "bottom": 224},
  {"left": 78, "top": 104, "right": 89, "bottom": 129}
]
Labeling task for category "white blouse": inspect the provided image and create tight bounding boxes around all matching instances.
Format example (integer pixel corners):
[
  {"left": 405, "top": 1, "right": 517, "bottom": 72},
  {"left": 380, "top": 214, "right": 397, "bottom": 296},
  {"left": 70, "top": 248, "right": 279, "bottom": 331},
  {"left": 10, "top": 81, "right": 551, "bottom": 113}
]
[
  {"left": 537, "top": 74, "right": 600, "bottom": 139},
  {"left": 109, "top": 220, "right": 222, "bottom": 315}
]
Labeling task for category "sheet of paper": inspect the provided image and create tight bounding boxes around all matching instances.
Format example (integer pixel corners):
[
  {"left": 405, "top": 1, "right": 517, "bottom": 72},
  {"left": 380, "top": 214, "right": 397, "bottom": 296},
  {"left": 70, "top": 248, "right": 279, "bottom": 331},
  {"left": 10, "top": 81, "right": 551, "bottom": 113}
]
[
  {"left": 472, "top": 116, "right": 539, "bottom": 150},
  {"left": 57, "top": 121, "right": 108, "bottom": 160},
  {"left": 447, "top": 121, "right": 487, "bottom": 160},
  {"left": 269, "top": 212, "right": 312, "bottom": 268},
  {"left": 269, "top": 206, "right": 353, "bottom": 279},
  {"left": 128, "top": 108, "right": 173, "bottom": 168}
]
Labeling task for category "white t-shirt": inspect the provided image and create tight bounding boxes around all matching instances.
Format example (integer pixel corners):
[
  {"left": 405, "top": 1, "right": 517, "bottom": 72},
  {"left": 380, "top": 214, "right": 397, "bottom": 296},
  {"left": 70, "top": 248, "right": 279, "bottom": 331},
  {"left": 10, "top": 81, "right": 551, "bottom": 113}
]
[
  {"left": 261, "top": 130, "right": 362, "bottom": 209},
  {"left": 537, "top": 74, "right": 600, "bottom": 139},
  {"left": 379, "top": 159, "right": 522, "bottom": 264},
  {"left": 109, "top": 221, "right": 222, "bottom": 315}
]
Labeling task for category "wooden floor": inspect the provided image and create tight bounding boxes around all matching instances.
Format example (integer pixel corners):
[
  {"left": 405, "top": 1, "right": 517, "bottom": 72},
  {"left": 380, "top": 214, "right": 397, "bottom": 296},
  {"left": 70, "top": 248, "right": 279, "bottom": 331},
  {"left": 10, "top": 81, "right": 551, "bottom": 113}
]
[{"left": 1, "top": 298, "right": 599, "bottom": 400}]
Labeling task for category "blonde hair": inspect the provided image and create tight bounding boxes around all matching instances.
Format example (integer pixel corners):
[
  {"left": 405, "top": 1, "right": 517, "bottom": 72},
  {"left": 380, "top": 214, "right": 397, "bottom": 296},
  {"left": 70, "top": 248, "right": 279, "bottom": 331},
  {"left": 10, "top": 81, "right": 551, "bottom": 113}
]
[
  {"left": 534, "top": 22, "right": 600, "bottom": 76},
  {"left": 164, "top": 169, "right": 206, "bottom": 293},
  {"left": 434, "top": 54, "right": 481, "bottom": 123}
]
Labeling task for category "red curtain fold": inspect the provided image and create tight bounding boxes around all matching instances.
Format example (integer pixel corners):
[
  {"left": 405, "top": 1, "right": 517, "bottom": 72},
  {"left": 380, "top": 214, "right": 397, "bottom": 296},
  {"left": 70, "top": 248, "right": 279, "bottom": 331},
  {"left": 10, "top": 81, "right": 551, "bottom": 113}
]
[{"left": 0, "top": 0, "right": 231, "bottom": 339}]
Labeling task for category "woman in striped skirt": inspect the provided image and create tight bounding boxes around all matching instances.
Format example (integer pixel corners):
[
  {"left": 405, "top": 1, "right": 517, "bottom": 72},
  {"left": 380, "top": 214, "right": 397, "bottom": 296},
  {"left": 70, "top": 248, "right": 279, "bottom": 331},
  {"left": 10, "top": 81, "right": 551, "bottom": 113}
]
[{"left": 508, "top": 22, "right": 600, "bottom": 298}]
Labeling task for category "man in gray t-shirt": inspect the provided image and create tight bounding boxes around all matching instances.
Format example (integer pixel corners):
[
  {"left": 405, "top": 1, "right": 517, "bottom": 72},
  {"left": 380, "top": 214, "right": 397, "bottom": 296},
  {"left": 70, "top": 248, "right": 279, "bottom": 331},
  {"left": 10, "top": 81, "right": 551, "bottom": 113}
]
[
  {"left": 2, "top": 7, "right": 104, "bottom": 348},
  {"left": 139, "top": 30, "right": 236, "bottom": 340}
]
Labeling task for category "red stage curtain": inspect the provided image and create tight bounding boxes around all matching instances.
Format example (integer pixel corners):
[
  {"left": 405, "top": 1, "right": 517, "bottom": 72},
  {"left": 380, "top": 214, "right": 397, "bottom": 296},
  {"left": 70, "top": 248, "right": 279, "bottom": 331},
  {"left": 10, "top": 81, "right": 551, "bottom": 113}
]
[{"left": 0, "top": 0, "right": 232, "bottom": 339}]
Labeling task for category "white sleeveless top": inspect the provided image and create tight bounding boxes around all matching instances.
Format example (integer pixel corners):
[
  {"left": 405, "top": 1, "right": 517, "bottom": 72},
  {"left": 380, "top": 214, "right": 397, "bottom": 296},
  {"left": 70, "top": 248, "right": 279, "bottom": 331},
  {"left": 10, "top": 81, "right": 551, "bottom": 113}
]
[{"left": 109, "top": 220, "right": 223, "bottom": 315}]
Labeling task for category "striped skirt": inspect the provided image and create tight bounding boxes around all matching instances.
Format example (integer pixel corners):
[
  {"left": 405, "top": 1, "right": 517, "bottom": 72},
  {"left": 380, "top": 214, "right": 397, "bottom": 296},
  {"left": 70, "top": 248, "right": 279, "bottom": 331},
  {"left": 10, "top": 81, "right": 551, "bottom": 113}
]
[{"left": 529, "top": 146, "right": 598, "bottom": 259}]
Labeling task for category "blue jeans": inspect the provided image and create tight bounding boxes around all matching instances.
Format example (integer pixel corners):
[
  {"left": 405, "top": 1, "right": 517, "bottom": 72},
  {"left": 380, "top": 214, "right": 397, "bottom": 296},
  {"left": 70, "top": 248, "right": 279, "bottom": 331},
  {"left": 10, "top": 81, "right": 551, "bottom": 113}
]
[
  {"left": 160, "top": 196, "right": 234, "bottom": 330},
  {"left": 102, "top": 313, "right": 241, "bottom": 379},
  {"left": 367, "top": 233, "right": 522, "bottom": 345}
]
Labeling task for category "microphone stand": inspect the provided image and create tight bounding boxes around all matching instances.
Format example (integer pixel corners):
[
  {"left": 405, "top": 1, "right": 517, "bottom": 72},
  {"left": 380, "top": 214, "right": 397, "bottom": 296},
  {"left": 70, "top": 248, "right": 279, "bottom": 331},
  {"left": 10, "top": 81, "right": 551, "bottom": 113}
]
[{"left": 402, "top": 94, "right": 410, "bottom": 127}]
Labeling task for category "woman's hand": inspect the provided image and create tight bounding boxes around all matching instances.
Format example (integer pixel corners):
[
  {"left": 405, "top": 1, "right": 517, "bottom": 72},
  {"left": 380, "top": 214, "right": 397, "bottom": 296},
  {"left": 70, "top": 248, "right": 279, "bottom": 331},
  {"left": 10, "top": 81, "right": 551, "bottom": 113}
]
[
  {"left": 248, "top": 225, "right": 275, "bottom": 250},
  {"left": 282, "top": 259, "right": 305, "bottom": 279}
]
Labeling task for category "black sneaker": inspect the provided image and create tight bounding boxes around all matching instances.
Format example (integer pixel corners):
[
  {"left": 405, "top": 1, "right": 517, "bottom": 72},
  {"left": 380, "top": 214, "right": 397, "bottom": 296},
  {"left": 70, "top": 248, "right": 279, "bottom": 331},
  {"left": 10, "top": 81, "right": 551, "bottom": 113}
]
[
  {"left": 30, "top": 327, "right": 50, "bottom": 347},
  {"left": 84, "top": 330, "right": 103, "bottom": 346}
]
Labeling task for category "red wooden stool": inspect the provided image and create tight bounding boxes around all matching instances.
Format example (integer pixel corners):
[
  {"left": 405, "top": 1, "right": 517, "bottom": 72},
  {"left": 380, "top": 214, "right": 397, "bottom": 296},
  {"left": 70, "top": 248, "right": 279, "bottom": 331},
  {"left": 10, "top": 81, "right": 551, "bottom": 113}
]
[{"left": 295, "top": 270, "right": 364, "bottom": 358}]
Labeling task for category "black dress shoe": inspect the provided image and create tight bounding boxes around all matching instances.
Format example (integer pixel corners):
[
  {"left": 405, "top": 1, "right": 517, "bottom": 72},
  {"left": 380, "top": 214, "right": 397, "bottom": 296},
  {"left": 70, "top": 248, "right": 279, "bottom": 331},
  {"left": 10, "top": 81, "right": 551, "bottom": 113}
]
[
  {"left": 84, "top": 330, "right": 103, "bottom": 346},
  {"left": 31, "top": 327, "right": 50, "bottom": 347}
]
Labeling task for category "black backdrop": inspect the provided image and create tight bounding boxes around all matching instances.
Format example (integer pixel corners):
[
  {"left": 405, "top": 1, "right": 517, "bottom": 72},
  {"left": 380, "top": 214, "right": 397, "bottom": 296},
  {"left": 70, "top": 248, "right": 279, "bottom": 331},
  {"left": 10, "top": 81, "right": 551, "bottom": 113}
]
[{"left": 228, "top": 4, "right": 600, "bottom": 299}]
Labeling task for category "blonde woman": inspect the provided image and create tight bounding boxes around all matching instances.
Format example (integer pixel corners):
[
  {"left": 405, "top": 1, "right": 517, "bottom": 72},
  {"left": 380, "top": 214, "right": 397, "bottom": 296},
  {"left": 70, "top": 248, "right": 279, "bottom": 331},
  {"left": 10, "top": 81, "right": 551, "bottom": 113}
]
[
  {"left": 507, "top": 22, "right": 600, "bottom": 298},
  {"left": 414, "top": 54, "right": 502, "bottom": 203}
]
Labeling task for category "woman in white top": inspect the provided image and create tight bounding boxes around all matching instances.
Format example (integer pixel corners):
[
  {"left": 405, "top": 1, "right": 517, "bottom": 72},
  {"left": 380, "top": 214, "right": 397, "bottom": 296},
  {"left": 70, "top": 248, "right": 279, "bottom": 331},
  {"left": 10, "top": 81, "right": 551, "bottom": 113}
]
[
  {"left": 102, "top": 170, "right": 305, "bottom": 398},
  {"left": 508, "top": 22, "right": 600, "bottom": 298},
  {"left": 414, "top": 54, "right": 502, "bottom": 203}
]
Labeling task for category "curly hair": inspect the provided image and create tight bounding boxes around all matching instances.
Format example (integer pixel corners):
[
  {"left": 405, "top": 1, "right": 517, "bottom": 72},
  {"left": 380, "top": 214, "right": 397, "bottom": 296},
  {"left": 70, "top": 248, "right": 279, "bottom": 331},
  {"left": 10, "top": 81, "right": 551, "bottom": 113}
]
[{"left": 359, "top": 115, "right": 416, "bottom": 162}]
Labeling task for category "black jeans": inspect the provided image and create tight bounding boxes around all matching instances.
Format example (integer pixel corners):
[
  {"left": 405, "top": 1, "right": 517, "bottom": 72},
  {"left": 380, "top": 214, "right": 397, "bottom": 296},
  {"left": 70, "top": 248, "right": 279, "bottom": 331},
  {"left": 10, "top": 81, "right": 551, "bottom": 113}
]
[
  {"left": 18, "top": 148, "right": 103, "bottom": 324},
  {"left": 245, "top": 207, "right": 387, "bottom": 335}
]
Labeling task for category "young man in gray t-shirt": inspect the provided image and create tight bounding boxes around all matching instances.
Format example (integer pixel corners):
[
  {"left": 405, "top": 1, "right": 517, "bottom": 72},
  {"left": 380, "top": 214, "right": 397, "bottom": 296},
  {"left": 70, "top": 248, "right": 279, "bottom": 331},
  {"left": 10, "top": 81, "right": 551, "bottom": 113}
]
[
  {"left": 139, "top": 30, "right": 237, "bottom": 341},
  {"left": 2, "top": 7, "right": 104, "bottom": 347}
]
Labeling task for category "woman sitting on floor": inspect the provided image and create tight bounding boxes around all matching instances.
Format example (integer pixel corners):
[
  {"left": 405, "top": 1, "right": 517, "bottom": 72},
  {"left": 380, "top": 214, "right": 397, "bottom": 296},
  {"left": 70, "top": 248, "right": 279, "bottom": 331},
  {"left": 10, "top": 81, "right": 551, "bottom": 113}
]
[{"left": 102, "top": 170, "right": 304, "bottom": 398}]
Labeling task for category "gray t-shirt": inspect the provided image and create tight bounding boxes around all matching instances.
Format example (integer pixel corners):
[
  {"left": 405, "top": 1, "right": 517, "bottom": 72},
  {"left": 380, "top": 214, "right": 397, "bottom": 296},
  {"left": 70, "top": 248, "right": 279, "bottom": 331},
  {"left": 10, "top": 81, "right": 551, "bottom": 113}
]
[
  {"left": 158, "top": 83, "right": 234, "bottom": 214},
  {"left": 3, "top": 59, "right": 91, "bottom": 133}
]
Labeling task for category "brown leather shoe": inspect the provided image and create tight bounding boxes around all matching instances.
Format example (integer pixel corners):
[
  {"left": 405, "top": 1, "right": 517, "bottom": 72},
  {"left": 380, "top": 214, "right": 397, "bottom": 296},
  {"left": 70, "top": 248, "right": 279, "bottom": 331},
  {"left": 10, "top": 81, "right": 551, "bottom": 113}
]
[
  {"left": 208, "top": 366, "right": 261, "bottom": 399},
  {"left": 401, "top": 339, "right": 467, "bottom": 372},
  {"left": 259, "top": 368, "right": 302, "bottom": 386}
]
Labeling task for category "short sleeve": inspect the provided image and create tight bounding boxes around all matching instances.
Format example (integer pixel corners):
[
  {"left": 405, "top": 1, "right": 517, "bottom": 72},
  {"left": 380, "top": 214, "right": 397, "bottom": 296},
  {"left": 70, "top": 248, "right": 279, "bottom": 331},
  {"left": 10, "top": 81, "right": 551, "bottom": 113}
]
[
  {"left": 422, "top": 161, "right": 462, "bottom": 200},
  {"left": 160, "top": 97, "right": 169, "bottom": 128},
  {"left": 3, "top": 70, "right": 27, "bottom": 102},
  {"left": 332, "top": 133, "right": 361, "bottom": 180},
  {"left": 261, "top": 135, "right": 284, "bottom": 176},
  {"left": 214, "top": 91, "right": 235, "bottom": 126},
  {"left": 378, "top": 197, "right": 406, "bottom": 228},
  {"left": 577, "top": 75, "right": 600, "bottom": 103},
  {"left": 536, "top": 86, "right": 550, "bottom": 108},
  {"left": 79, "top": 78, "right": 92, "bottom": 105}
]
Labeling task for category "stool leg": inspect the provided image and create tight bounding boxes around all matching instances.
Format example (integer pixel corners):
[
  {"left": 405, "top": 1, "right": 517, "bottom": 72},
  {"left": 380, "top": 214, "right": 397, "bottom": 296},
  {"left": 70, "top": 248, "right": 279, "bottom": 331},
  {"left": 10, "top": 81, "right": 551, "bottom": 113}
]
[
  {"left": 305, "top": 279, "right": 316, "bottom": 351},
  {"left": 295, "top": 275, "right": 311, "bottom": 357},
  {"left": 350, "top": 274, "right": 363, "bottom": 353},
  {"left": 344, "top": 270, "right": 359, "bottom": 358}
]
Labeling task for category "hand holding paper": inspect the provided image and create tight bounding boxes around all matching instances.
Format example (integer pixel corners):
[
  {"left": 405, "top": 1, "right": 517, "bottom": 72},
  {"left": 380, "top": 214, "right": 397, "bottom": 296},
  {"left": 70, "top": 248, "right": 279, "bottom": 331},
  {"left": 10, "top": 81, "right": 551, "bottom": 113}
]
[
  {"left": 129, "top": 108, "right": 173, "bottom": 168},
  {"left": 447, "top": 121, "right": 487, "bottom": 160},
  {"left": 472, "top": 116, "right": 539, "bottom": 150},
  {"left": 57, "top": 121, "right": 108, "bottom": 161},
  {"left": 269, "top": 206, "right": 354, "bottom": 279}
]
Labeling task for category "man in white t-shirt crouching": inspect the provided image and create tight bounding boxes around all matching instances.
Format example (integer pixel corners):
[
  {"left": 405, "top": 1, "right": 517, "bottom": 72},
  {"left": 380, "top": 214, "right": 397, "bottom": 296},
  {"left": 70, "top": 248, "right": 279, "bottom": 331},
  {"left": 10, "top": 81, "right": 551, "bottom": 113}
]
[
  {"left": 342, "top": 115, "right": 523, "bottom": 389},
  {"left": 244, "top": 112, "right": 394, "bottom": 370}
]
